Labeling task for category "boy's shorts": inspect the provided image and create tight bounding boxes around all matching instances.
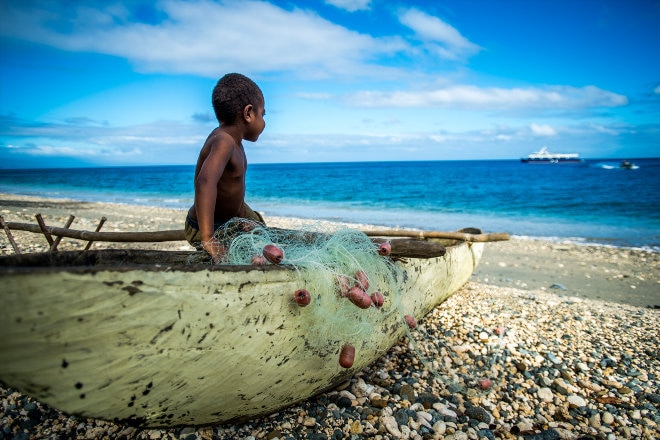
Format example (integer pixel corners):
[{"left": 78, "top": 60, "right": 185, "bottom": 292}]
[{"left": 184, "top": 202, "right": 265, "bottom": 248}]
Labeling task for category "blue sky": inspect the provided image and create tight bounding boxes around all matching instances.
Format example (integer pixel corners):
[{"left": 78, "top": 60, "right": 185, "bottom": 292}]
[{"left": 0, "top": 0, "right": 658, "bottom": 168}]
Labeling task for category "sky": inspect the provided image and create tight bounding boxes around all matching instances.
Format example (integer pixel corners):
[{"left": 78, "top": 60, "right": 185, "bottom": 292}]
[{"left": 0, "top": 0, "right": 658, "bottom": 168}]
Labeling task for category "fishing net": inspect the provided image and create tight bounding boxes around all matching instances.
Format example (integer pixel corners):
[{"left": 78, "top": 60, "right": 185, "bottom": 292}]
[
  {"left": 209, "top": 219, "right": 407, "bottom": 352},
  {"left": 194, "top": 218, "right": 472, "bottom": 379}
]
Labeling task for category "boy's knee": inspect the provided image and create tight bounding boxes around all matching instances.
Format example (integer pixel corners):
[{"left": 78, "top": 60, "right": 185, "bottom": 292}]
[
  {"left": 243, "top": 203, "right": 265, "bottom": 225},
  {"left": 184, "top": 220, "right": 203, "bottom": 249}
]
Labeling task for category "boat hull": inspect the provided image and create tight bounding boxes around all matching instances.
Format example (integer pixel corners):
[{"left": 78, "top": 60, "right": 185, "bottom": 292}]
[
  {"left": 520, "top": 158, "right": 583, "bottom": 164},
  {"left": 520, "top": 147, "right": 583, "bottom": 163},
  {"left": 0, "top": 238, "right": 482, "bottom": 427}
]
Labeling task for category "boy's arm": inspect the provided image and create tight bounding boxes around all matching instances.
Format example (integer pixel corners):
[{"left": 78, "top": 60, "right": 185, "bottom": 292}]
[{"left": 194, "top": 139, "right": 234, "bottom": 262}]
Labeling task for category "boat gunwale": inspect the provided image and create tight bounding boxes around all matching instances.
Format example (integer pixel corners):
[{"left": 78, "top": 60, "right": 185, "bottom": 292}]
[
  {"left": 0, "top": 239, "right": 465, "bottom": 275},
  {"left": 0, "top": 249, "right": 293, "bottom": 274}
]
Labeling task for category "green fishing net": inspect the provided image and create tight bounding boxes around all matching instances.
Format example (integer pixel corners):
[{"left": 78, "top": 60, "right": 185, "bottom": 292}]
[{"left": 210, "top": 219, "right": 406, "bottom": 352}]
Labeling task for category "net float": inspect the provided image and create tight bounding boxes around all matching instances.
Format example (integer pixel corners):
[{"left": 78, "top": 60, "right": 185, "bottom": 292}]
[
  {"left": 339, "top": 343, "right": 355, "bottom": 368},
  {"left": 336, "top": 275, "right": 351, "bottom": 297},
  {"left": 404, "top": 314, "right": 417, "bottom": 329},
  {"left": 262, "top": 244, "right": 284, "bottom": 264},
  {"left": 355, "top": 269, "right": 369, "bottom": 290},
  {"left": 378, "top": 241, "right": 391, "bottom": 256},
  {"left": 370, "top": 291, "right": 384, "bottom": 308},
  {"left": 250, "top": 255, "right": 268, "bottom": 265},
  {"left": 347, "top": 286, "right": 372, "bottom": 309},
  {"left": 294, "top": 289, "right": 311, "bottom": 307}
]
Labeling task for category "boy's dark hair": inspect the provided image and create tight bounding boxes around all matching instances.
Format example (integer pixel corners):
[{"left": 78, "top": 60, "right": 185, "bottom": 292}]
[{"left": 212, "top": 73, "right": 263, "bottom": 125}]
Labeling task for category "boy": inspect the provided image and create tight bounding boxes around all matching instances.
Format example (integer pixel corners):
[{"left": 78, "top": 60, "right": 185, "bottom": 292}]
[{"left": 185, "top": 73, "right": 266, "bottom": 262}]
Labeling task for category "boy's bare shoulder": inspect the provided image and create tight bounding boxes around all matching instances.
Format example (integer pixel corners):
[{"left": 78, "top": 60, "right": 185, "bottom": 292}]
[
  {"left": 205, "top": 129, "right": 238, "bottom": 150},
  {"left": 206, "top": 128, "right": 232, "bottom": 145},
  {"left": 200, "top": 129, "right": 235, "bottom": 157}
]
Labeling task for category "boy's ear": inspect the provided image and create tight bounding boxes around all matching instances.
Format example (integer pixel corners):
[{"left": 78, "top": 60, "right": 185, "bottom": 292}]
[{"left": 243, "top": 104, "right": 253, "bottom": 122}]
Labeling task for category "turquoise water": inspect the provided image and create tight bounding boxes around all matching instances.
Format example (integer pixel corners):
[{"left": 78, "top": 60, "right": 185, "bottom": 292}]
[{"left": 1, "top": 159, "right": 658, "bottom": 249}]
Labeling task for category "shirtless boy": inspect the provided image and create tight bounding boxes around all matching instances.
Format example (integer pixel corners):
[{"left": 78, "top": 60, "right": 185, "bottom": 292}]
[{"left": 185, "top": 73, "right": 266, "bottom": 262}]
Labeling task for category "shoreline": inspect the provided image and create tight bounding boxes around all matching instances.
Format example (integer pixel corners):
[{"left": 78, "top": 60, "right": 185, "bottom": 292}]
[
  {"left": 2, "top": 193, "right": 658, "bottom": 309},
  {"left": 1, "top": 187, "right": 657, "bottom": 251},
  {"left": 1, "top": 193, "right": 659, "bottom": 439}
]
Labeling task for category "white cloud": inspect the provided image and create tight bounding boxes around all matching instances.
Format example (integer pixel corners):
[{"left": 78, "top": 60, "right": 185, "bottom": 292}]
[
  {"left": 398, "top": 8, "right": 481, "bottom": 60},
  {"left": 3, "top": 113, "right": 655, "bottom": 165},
  {"left": 325, "top": 0, "right": 371, "bottom": 12},
  {"left": 0, "top": 116, "right": 203, "bottom": 160},
  {"left": 23, "top": 145, "right": 111, "bottom": 157},
  {"left": 530, "top": 123, "right": 556, "bottom": 136},
  {"left": 346, "top": 85, "right": 628, "bottom": 110},
  {"left": 589, "top": 123, "right": 624, "bottom": 136},
  {"left": 0, "top": 0, "right": 407, "bottom": 79},
  {"left": 654, "top": 85, "right": 660, "bottom": 94},
  {"left": 294, "top": 92, "right": 335, "bottom": 100}
]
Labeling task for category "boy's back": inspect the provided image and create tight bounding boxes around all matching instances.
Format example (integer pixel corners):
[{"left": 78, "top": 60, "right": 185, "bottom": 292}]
[
  {"left": 192, "top": 128, "right": 247, "bottom": 226},
  {"left": 185, "top": 73, "right": 266, "bottom": 262}
]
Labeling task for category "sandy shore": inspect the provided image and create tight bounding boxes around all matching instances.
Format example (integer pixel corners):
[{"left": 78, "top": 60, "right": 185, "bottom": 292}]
[
  {"left": 2, "top": 194, "right": 657, "bottom": 308},
  {"left": 1, "top": 194, "right": 659, "bottom": 439}
]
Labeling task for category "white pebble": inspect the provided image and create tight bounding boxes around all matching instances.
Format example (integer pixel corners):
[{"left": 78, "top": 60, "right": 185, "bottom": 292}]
[
  {"left": 351, "top": 378, "right": 369, "bottom": 398},
  {"left": 302, "top": 416, "right": 316, "bottom": 427},
  {"left": 602, "top": 412, "right": 615, "bottom": 425},
  {"left": 432, "top": 421, "right": 447, "bottom": 436},
  {"left": 537, "top": 387, "right": 554, "bottom": 403},
  {"left": 416, "top": 411, "right": 433, "bottom": 428},
  {"left": 339, "top": 390, "right": 356, "bottom": 400},
  {"left": 517, "top": 420, "right": 534, "bottom": 432},
  {"left": 567, "top": 394, "right": 587, "bottom": 408},
  {"left": 380, "top": 415, "right": 402, "bottom": 438}
]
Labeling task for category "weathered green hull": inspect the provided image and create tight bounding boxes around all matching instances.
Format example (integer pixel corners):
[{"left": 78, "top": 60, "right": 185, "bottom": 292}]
[{"left": 0, "top": 237, "right": 483, "bottom": 427}]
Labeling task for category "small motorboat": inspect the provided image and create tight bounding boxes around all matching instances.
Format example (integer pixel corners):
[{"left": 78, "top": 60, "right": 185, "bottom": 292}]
[{"left": 620, "top": 160, "right": 638, "bottom": 170}]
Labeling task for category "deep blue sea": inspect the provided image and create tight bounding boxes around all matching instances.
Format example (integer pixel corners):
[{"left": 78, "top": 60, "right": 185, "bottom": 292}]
[{"left": 1, "top": 159, "right": 659, "bottom": 250}]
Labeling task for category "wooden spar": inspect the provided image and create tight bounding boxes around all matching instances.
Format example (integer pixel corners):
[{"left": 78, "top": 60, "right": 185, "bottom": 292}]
[
  {"left": 35, "top": 214, "right": 55, "bottom": 247},
  {"left": 5, "top": 221, "right": 186, "bottom": 242},
  {"left": 363, "top": 229, "right": 510, "bottom": 242},
  {"left": 4, "top": 221, "right": 509, "bottom": 244},
  {"left": 50, "top": 215, "right": 75, "bottom": 252},
  {"left": 84, "top": 216, "right": 107, "bottom": 250},
  {"left": 4, "top": 221, "right": 448, "bottom": 258},
  {"left": 0, "top": 215, "right": 21, "bottom": 254}
]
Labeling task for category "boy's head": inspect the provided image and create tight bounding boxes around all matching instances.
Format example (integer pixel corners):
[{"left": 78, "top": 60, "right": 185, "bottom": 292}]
[{"left": 212, "top": 73, "right": 264, "bottom": 125}]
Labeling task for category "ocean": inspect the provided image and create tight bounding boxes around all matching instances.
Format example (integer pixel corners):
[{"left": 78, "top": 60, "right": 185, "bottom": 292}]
[{"left": 1, "top": 159, "right": 659, "bottom": 250}]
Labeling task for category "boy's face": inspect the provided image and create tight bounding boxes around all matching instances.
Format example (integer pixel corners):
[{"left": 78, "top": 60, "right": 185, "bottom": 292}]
[{"left": 244, "top": 98, "right": 266, "bottom": 142}]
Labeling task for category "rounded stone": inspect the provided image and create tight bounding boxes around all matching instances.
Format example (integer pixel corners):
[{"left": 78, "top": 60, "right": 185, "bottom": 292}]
[{"left": 567, "top": 395, "right": 587, "bottom": 408}]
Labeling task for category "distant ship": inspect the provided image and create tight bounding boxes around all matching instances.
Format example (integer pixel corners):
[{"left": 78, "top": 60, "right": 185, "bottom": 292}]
[{"left": 521, "top": 147, "right": 583, "bottom": 164}]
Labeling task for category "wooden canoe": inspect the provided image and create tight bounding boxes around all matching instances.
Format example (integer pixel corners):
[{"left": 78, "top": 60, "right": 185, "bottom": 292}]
[{"left": 0, "top": 228, "right": 485, "bottom": 427}]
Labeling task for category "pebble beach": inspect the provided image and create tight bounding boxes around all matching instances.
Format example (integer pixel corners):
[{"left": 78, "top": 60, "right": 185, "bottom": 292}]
[{"left": 1, "top": 194, "right": 658, "bottom": 440}]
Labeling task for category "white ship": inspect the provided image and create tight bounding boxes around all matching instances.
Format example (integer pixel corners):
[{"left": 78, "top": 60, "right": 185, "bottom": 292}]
[{"left": 521, "top": 147, "right": 583, "bottom": 164}]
